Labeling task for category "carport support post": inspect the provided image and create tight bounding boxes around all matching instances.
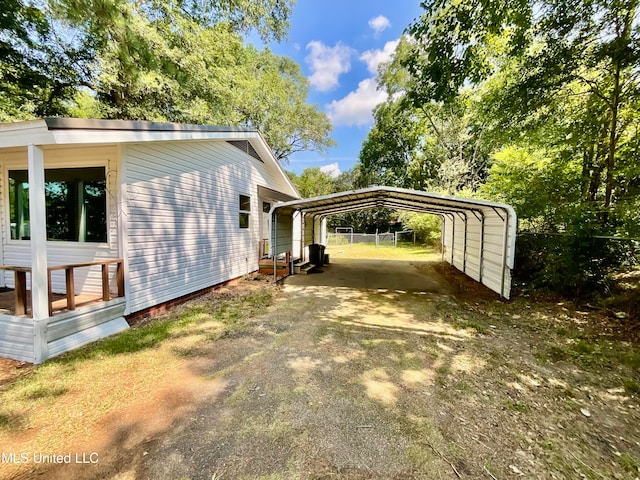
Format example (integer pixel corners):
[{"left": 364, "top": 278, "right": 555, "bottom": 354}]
[
  {"left": 450, "top": 213, "right": 456, "bottom": 264},
  {"left": 500, "top": 210, "right": 509, "bottom": 298},
  {"left": 273, "top": 212, "right": 278, "bottom": 282},
  {"left": 461, "top": 212, "right": 468, "bottom": 273},
  {"left": 440, "top": 215, "right": 445, "bottom": 262},
  {"left": 299, "top": 211, "right": 304, "bottom": 262},
  {"left": 479, "top": 213, "right": 485, "bottom": 283},
  {"left": 28, "top": 144, "right": 49, "bottom": 363}
]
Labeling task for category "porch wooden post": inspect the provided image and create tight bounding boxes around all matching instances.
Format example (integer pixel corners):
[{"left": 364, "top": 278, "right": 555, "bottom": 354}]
[
  {"left": 28, "top": 144, "right": 49, "bottom": 363},
  {"left": 14, "top": 271, "right": 27, "bottom": 316},
  {"left": 65, "top": 267, "right": 76, "bottom": 310},
  {"left": 102, "top": 264, "right": 110, "bottom": 301}
]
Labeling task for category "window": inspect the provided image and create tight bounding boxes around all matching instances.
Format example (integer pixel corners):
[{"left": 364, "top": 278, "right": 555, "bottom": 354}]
[
  {"left": 239, "top": 194, "right": 251, "bottom": 229},
  {"left": 9, "top": 167, "right": 107, "bottom": 242}
]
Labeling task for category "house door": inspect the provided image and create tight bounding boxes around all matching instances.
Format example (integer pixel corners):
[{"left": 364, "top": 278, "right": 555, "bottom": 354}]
[{"left": 260, "top": 200, "right": 271, "bottom": 257}]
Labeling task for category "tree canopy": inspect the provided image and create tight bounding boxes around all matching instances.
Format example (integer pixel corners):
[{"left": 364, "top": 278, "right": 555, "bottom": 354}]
[
  {"left": 357, "top": 0, "right": 640, "bottom": 237},
  {"left": 0, "top": 0, "right": 334, "bottom": 161},
  {"left": 351, "top": 0, "right": 640, "bottom": 295}
]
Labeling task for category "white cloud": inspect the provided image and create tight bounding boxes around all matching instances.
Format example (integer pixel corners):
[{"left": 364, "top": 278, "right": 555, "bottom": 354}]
[
  {"left": 368, "top": 15, "right": 391, "bottom": 35},
  {"left": 326, "top": 77, "right": 387, "bottom": 127},
  {"left": 360, "top": 39, "right": 400, "bottom": 75},
  {"left": 320, "top": 162, "right": 341, "bottom": 178},
  {"left": 305, "top": 41, "right": 354, "bottom": 92}
]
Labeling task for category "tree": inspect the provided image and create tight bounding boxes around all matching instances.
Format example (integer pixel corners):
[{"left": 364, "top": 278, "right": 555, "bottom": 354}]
[
  {"left": 228, "top": 48, "right": 335, "bottom": 161},
  {"left": 287, "top": 168, "right": 335, "bottom": 198},
  {"left": 1, "top": 0, "right": 334, "bottom": 162},
  {"left": 359, "top": 93, "right": 491, "bottom": 193},
  {"left": 0, "top": 0, "right": 85, "bottom": 118},
  {"left": 405, "top": 0, "right": 640, "bottom": 231}
]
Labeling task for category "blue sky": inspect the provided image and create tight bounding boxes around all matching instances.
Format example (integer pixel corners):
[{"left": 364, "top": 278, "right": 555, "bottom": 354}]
[{"left": 259, "top": 0, "right": 425, "bottom": 177}]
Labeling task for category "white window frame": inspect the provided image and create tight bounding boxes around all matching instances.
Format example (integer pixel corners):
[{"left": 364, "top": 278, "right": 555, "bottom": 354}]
[
  {"left": 3, "top": 149, "right": 112, "bottom": 248},
  {"left": 239, "top": 193, "right": 251, "bottom": 230}
]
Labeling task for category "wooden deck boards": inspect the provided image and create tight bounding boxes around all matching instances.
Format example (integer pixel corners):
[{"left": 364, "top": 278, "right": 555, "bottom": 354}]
[{"left": 0, "top": 289, "right": 106, "bottom": 317}]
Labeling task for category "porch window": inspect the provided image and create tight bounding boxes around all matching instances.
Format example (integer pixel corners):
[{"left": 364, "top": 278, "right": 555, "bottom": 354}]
[
  {"left": 9, "top": 167, "right": 107, "bottom": 242},
  {"left": 239, "top": 194, "right": 251, "bottom": 229}
]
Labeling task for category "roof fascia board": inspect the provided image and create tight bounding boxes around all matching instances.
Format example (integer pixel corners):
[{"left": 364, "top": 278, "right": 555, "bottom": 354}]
[
  {"left": 0, "top": 119, "right": 54, "bottom": 148},
  {"left": 49, "top": 129, "right": 259, "bottom": 145},
  {"left": 43, "top": 118, "right": 256, "bottom": 133}
]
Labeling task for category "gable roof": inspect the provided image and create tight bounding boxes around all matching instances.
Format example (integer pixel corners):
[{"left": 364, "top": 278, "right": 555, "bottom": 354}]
[{"left": 0, "top": 118, "right": 300, "bottom": 199}]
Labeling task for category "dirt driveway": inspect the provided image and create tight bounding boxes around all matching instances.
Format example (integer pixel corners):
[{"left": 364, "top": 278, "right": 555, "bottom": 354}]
[
  {"left": 7, "top": 254, "right": 640, "bottom": 479},
  {"left": 143, "top": 257, "right": 464, "bottom": 479}
]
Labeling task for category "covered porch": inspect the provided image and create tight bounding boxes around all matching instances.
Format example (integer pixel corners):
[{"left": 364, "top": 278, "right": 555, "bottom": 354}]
[
  {"left": 0, "top": 142, "right": 128, "bottom": 364},
  {"left": 0, "top": 259, "right": 127, "bottom": 364}
]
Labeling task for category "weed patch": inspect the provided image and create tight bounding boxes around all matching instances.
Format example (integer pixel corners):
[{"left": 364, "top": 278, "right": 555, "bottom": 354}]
[
  {"left": 618, "top": 452, "right": 640, "bottom": 473},
  {"left": 456, "top": 321, "right": 487, "bottom": 334},
  {"left": 623, "top": 378, "right": 640, "bottom": 396}
]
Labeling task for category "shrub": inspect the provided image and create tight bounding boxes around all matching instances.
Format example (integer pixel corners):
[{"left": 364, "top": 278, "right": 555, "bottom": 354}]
[{"left": 514, "top": 233, "right": 639, "bottom": 299}]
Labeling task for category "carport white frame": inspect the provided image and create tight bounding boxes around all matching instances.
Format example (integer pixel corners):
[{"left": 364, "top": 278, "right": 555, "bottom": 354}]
[{"left": 270, "top": 186, "right": 517, "bottom": 299}]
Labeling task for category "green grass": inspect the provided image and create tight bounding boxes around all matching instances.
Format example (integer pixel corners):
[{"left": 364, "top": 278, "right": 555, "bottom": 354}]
[
  {"left": 326, "top": 243, "right": 439, "bottom": 261},
  {"left": 623, "top": 378, "right": 640, "bottom": 395},
  {"left": 0, "top": 288, "right": 274, "bottom": 438},
  {"left": 536, "top": 335, "right": 640, "bottom": 373},
  {"left": 60, "top": 289, "right": 274, "bottom": 363},
  {"left": 455, "top": 321, "right": 488, "bottom": 334},
  {"left": 618, "top": 452, "right": 640, "bottom": 473},
  {"left": 505, "top": 401, "right": 529, "bottom": 413}
]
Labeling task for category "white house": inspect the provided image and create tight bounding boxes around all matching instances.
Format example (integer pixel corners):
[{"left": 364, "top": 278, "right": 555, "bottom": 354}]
[{"left": 0, "top": 118, "right": 300, "bottom": 363}]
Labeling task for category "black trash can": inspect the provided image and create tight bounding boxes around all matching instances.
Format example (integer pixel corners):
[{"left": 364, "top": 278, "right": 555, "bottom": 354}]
[{"left": 309, "top": 244, "right": 326, "bottom": 266}]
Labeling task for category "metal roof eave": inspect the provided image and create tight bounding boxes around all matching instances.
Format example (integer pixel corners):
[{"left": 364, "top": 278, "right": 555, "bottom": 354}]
[
  {"left": 270, "top": 186, "right": 518, "bottom": 268},
  {"left": 271, "top": 186, "right": 515, "bottom": 219}
]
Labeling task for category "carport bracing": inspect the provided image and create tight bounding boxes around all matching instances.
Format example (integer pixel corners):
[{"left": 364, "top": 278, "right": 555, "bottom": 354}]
[{"left": 270, "top": 186, "right": 517, "bottom": 299}]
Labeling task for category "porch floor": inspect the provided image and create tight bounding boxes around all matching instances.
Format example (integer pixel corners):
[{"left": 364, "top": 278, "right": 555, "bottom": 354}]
[{"left": 0, "top": 288, "right": 109, "bottom": 317}]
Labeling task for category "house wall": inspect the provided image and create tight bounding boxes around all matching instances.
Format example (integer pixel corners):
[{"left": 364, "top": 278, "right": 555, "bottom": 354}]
[
  {"left": 123, "top": 140, "right": 295, "bottom": 314},
  {"left": 0, "top": 145, "right": 121, "bottom": 295}
]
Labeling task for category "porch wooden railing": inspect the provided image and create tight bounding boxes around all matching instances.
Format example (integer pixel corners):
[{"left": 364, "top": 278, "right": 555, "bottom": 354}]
[
  {"left": 0, "top": 259, "right": 124, "bottom": 317},
  {"left": 0, "top": 265, "right": 31, "bottom": 316},
  {"left": 258, "top": 239, "right": 269, "bottom": 259},
  {"left": 47, "top": 259, "right": 124, "bottom": 316}
]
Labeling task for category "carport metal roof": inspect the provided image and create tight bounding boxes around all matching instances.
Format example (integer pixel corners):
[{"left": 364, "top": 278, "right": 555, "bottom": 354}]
[{"left": 271, "top": 186, "right": 517, "bottom": 299}]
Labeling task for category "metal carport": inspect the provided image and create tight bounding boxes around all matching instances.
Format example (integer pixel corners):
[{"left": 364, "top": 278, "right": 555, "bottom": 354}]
[{"left": 270, "top": 186, "right": 517, "bottom": 299}]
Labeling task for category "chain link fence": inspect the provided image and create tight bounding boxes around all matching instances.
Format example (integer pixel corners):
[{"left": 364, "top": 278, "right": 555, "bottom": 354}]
[{"left": 326, "top": 231, "right": 414, "bottom": 247}]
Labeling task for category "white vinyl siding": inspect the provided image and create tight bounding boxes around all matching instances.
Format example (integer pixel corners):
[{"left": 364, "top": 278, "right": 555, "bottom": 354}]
[
  {"left": 123, "top": 140, "right": 294, "bottom": 314},
  {"left": 0, "top": 146, "right": 120, "bottom": 295}
]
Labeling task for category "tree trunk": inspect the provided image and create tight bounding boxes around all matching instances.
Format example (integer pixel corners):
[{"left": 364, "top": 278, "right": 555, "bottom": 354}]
[
  {"left": 602, "top": 4, "right": 636, "bottom": 226},
  {"left": 603, "top": 66, "right": 620, "bottom": 218}
]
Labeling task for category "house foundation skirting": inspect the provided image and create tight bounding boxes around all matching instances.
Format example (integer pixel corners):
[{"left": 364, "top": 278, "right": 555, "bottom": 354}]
[
  {"left": 0, "top": 297, "right": 127, "bottom": 364},
  {"left": 126, "top": 272, "right": 258, "bottom": 324}
]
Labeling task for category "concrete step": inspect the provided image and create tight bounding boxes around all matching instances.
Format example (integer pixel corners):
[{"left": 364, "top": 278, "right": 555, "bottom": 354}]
[{"left": 295, "top": 262, "right": 316, "bottom": 275}]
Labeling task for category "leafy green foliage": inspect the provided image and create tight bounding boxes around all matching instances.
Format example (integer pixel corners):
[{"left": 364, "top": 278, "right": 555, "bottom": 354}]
[
  {"left": 479, "top": 146, "right": 583, "bottom": 231},
  {"left": 396, "top": 212, "right": 442, "bottom": 245},
  {"left": 514, "top": 233, "right": 639, "bottom": 298},
  {"left": 287, "top": 168, "right": 335, "bottom": 198},
  {"left": 404, "top": 0, "right": 640, "bottom": 233},
  {"left": 0, "top": 0, "right": 85, "bottom": 119},
  {"left": 1, "top": 0, "right": 333, "bottom": 162}
]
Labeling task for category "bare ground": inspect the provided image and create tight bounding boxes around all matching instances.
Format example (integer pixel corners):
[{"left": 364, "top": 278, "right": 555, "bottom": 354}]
[{"left": 2, "top": 254, "right": 639, "bottom": 479}]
